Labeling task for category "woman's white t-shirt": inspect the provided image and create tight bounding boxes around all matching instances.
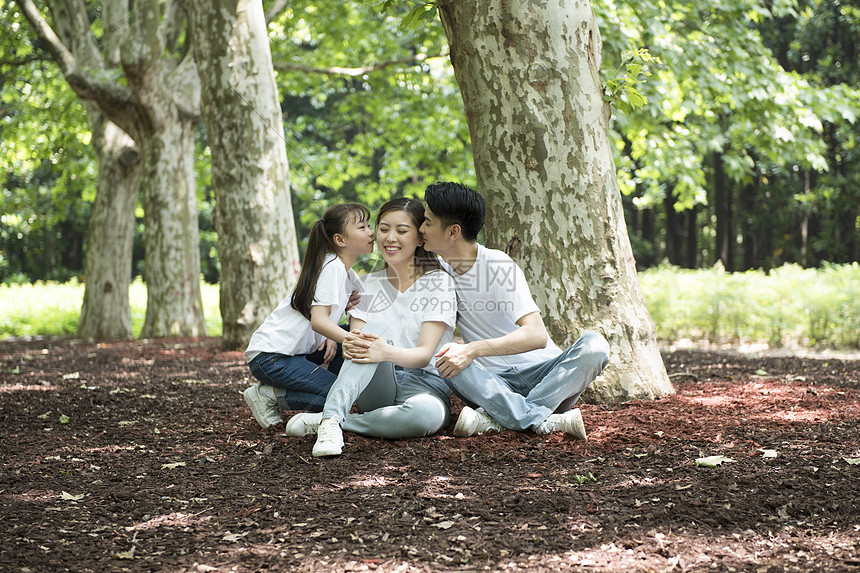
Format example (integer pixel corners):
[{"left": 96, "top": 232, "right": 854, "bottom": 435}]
[
  {"left": 348, "top": 269, "right": 457, "bottom": 373},
  {"left": 245, "top": 253, "right": 356, "bottom": 362}
]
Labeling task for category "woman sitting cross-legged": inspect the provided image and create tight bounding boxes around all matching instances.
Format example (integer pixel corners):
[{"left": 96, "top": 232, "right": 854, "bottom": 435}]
[{"left": 284, "top": 197, "right": 457, "bottom": 457}]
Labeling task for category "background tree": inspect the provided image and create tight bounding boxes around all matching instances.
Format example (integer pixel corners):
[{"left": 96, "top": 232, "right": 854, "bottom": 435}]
[
  {"left": 189, "top": 0, "right": 300, "bottom": 349},
  {"left": 268, "top": 0, "right": 471, "bottom": 264},
  {"left": 436, "top": 0, "right": 674, "bottom": 401},
  {"left": 598, "top": 0, "right": 858, "bottom": 271},
  {"left": 16, "top": 0, "right": 206, "bottom": 337}
]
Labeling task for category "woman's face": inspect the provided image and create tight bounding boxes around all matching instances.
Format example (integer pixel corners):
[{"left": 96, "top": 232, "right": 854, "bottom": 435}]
[{"left": 376, "top": 209, "right": 420, "bottom": 267}]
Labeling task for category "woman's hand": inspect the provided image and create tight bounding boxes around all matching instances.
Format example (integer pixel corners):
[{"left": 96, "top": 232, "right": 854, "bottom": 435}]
[
  {"left": 342, "top": 330, "right": 369, "bottom": 361},
  {"left": 345, "top": 332, "right": 389, "bottom": 363}
]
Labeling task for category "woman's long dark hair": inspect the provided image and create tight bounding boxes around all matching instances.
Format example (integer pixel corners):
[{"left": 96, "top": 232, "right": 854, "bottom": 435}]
[
  {"left": 377, "top": 197, "right": 441, "bottom": 275},
  {"left": 291, "top": 203, "right": 370, "bottom": 320}
]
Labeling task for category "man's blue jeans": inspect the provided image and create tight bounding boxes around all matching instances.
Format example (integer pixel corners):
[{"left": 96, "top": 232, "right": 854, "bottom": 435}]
[{"left": 445, "top": 331, "right": 610, "bottom": 431}]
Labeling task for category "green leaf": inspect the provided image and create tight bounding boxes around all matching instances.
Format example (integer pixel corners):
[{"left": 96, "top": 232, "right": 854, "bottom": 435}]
[
  {"left": 626, "top": 88, "right": 648, "bottom": 109},
  {"left": 59, "top": 414, "right": 70, "bottom": 424}
]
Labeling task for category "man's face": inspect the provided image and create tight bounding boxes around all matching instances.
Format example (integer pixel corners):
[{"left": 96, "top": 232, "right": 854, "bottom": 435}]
[{"left": 419, "top": 207, "right": 449, "bottom": 254}]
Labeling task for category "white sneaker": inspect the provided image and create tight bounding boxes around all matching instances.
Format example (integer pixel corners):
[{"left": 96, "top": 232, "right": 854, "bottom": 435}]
[
  {"left": 312, "top": 418, "right": 344, "bottom": 457},
  {"left": 535, "top": 408, "right": 587, "bottom": 439},
  {"left": 453, "top": 406, "right": 503, "bottom": 437},
  {"left": 243, "top": 382, "right": 282, "bottom": 428},
  {"left": 285, "top": 412, "right": 323, "bottom": 436}
]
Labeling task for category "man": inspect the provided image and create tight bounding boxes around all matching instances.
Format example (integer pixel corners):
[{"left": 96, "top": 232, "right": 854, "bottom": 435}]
[{"left": 419, "top": 182, "right": 610, "bottom": 438}]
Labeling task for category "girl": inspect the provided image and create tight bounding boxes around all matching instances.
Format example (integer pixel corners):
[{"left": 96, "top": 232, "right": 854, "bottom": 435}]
[
  {"left": 242, "top": 203, "right": 375, "bottom": 428},
  {"left": 284, "top": 198, "right": 457, "bottom": 457}
]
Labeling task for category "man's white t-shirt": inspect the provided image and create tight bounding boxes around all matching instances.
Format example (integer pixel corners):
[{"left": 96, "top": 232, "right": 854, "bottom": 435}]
[
  {"left": 439, "top": 244, "right": 560, "bottom": 372},
  {"left": 245, "top": 253, "right": 356, "bottom": 362},
  {"left": 349, "top": 269, "right": 457, "bottom": 373}
]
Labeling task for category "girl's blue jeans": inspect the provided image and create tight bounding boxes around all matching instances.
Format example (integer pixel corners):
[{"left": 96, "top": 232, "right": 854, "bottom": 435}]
[{"left": 248, "top": 340, "right": 345, "bottom": 412}]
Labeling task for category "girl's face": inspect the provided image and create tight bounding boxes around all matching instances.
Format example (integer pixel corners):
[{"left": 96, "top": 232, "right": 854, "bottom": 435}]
[
  {"left": 340, "top": 213, "right": 375, "bottom": 257},
  {"left": 376, "top": 209, "right": 420, "bottom": 267}
]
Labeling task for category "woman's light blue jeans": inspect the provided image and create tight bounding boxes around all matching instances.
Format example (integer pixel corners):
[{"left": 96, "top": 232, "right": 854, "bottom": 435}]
[{"left": 321, "top": 321, "right": 451, "bottom": 438}]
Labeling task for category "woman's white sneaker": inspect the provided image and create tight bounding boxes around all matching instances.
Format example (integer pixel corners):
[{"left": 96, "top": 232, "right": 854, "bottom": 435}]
[
  {"left": 312, "top": 418, "right": 344, "bottom": 457},
  {"left": 453, "top": 406, "right": 503, "bottom": 437},
  {"left": 285, "top": 412, "right": 323, "bottom": 436}
]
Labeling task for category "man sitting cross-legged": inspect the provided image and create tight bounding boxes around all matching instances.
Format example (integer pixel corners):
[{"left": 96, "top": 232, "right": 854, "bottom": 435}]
[{"left": 418, "top": 181, "right": 610, "bottom": 438}]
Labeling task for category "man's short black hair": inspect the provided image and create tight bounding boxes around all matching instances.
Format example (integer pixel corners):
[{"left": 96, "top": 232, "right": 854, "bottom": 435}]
[{"left": 423, "top": 182, "right": 485, "bottom": 242}]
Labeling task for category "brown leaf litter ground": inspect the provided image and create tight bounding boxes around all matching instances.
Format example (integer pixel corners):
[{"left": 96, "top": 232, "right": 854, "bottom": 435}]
[{"left": 1, "top": 337, "right": 858, "bottom": 572}]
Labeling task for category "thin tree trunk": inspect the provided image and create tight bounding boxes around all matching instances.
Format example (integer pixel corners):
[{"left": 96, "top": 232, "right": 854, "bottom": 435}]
[
  {"left": 138, "top": 117, "right": 206, "bottom": 337},
  {"left": 741, "top": 181, "right": 757, "bottom": 270},
  {"left": 683, "top": 206, "right": 698, "bottom": 269},
  {"left": 664, "top": 189, "right": 683, "bottom": 266},
  {"left": 189, "top": 0, "right": 300, "bottom": 349},
  {"left": 77, "top": 114, "right": 141, "bottom": 340},
  {"left": 713, "top": 150, "right": 734, "bottom": 270},
  {"left": 437, "top": 0, "right": 673, "bottom": 402}
]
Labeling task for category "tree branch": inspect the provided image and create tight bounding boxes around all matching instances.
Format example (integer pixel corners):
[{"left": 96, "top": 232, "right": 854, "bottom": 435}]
[
  {"left": 0, "top": 53, "right": 52, "bottom": 67},
  {"left": 265, "top": 0, "right": 290, "bottom": 24},
  {"left": 272, "top": 52, "right": 448, "bottom": 77},
  {"left": 15, "top": 0, "right": 136, "bottom": 117}
]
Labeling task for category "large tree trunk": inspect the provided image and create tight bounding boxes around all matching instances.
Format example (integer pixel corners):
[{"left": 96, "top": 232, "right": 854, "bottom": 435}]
[
  {"left": 77, "top": 114, "right": 141, "bottom": 341},
  {"left": 189, "top": 0, "right": 300, "bottom": 349},
  {"left": 438, "top": 0, "right": 673, "bottom": 402},
  {"left": 124, "top": 0, "right": 206, "bottom": 338}
]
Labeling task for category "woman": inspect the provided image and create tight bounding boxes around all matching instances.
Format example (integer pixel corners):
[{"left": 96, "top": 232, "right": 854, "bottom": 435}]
[{"left": 284, "top": 197, "right": 457, "bottom": 457}]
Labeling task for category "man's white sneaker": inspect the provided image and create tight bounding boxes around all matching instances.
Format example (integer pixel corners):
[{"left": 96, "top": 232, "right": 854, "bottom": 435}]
[
  {"left": 243, "top": 382, "right": 282, "bottom": 428},
  {"left": 535, "top": 408, "right": 587, "bottom": 439},
  {"left": 453, "top": 406, "right": 503, "bottom": 437},
  {"left": 312, "top": 418, "right": 344, "bottom": 457},
  {"left": 285, "top": 412, "right": 323, "bottom": 436}
]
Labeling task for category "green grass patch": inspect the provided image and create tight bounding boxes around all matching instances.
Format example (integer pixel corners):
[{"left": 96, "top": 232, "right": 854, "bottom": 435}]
[
  {"left": 639, "top": 262, "right": 860, "bottom": 349},
  {"left": 0, "top": 279, "right": 221, "bottom": 340},
  {"left": 2, "top": 264, "right": 858, "bottom": 350}
]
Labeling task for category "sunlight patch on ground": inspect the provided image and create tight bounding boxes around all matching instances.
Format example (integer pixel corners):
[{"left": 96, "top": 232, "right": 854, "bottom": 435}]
[
  {"left": 348, "top": 474, "right": 395, "bottom": 488},
  {"left": 0, "top": 384, "right": 60, "bottom": 392},
  {"left": 127, "top": 511, "right": 213, "bottom": 531}
]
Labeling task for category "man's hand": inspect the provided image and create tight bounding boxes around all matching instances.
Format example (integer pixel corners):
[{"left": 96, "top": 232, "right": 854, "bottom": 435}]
[
  {"left": 434, "top": 342, "right": 475, "bottom": 378},
  {"left": 345, "top": 289, "right": 361, "bottom": 312}
]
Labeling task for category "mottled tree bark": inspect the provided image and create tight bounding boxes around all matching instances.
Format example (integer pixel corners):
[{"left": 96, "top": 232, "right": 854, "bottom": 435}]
[
  {"left": 77, "top": 116, "right": 140, "bottom": 341},
  {"left": 189, "top": 0, "right": 300, "bottom": 349},
  {"left": 438, "top": 0, "right": 673, "bottom": 401}
]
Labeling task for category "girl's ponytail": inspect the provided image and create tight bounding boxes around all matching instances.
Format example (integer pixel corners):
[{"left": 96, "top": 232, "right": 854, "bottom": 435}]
[{"left": 291, "top": 203, "right": 370, "bottom": 320}]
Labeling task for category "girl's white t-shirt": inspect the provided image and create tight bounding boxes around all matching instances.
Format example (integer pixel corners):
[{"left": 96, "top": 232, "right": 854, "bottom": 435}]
[
  {"left": 245, "top": 253, "right": 356, "bottom": 362},
  {"left": 438, "top": 243, "right": 561, "bottom": 372},
  {"left": 348, "top": 269, "right": 457, "bottom": 373}
]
